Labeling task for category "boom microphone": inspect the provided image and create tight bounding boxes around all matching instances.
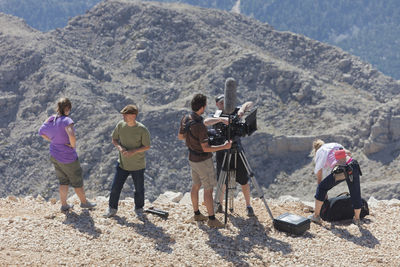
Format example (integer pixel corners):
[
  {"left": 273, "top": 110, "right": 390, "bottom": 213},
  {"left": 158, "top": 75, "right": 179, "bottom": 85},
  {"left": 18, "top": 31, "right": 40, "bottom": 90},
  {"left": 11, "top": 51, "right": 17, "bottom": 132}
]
[{"left": 223, "top": 77, "right": 237, "bottom": 114}]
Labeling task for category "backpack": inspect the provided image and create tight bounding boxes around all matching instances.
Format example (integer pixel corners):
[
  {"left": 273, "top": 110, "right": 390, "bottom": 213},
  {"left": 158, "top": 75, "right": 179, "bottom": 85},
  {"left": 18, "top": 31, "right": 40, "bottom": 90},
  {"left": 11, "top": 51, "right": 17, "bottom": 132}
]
[{"left": 320, "top": 192, "right": 369, "bottom": 222}]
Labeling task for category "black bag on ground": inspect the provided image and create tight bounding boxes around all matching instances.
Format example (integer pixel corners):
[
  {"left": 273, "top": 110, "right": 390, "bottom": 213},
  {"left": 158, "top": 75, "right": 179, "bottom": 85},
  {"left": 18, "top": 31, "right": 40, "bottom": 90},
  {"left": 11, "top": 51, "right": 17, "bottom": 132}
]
[{"left": 320, "top": 192, "right": 369, "bottom": 222}]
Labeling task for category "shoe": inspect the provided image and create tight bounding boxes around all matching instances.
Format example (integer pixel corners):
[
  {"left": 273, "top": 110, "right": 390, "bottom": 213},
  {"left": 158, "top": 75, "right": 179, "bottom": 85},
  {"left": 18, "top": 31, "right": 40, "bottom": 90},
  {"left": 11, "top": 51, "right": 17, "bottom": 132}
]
[
  {"left": 103, "top": 207, "right": 117, "bottom": 218},
  {"left": 134, "top": 208, "right": 143, "bottom": 215},
  {"left": 308, "top": 214, "right": 322, "bottom": 224},
  {"left": 193, "top": 213, "right": 208, "bottom": 221},
  {"left": 353, "top": 218, "right": 361, "bottom": 225},
  {"left": 216, "top": 204, "right": 223, "bottom": 213},
  {"left": 247, "top": 206, "right": 255, "bottom": 217},
  {"left": 207, "top": 218, "right": 224, "bottom": 228},
  {"left": 80, "top": 201, "right": 97, "bottom": 209},
  {"left": 60, "top": 204, "right": 74, "bottom": 213}
]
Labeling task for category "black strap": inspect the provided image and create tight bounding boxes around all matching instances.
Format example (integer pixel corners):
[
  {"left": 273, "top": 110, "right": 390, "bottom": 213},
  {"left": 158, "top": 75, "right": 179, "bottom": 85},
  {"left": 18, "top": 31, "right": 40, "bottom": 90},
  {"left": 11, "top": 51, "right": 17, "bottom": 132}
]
[{"left": 184, "top": 114, "right": 208, "bottom": 156}]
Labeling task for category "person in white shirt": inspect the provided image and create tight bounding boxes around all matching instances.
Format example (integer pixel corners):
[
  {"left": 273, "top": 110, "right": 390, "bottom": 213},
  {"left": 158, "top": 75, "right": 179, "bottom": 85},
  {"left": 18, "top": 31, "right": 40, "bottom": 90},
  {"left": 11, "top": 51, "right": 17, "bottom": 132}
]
[{"left": 308, "top": 139, "right": 362, "bottom": 224}]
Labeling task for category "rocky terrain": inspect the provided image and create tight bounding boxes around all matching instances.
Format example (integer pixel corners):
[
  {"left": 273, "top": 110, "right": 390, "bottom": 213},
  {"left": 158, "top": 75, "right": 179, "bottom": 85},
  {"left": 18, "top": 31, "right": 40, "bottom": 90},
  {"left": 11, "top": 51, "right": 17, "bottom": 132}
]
[
  {"left": 0, "top": 0, "right": 400, "bottom": 203},
  {"left": 1, "top": 192, "right": 399, "bottom": 266}
]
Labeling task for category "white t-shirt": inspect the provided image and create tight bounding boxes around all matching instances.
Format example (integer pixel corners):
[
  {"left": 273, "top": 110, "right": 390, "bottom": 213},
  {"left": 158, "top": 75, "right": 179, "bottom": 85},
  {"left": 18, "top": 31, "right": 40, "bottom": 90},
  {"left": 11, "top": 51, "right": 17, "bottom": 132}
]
[{"left": 314, "top": 143, "right": 344, "bottom": 178}]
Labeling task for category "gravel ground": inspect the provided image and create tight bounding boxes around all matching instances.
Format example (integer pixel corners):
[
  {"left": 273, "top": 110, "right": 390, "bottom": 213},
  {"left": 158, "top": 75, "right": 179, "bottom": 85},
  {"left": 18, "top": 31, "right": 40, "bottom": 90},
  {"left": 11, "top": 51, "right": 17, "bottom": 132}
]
[{"left": 0, "top": 193, "right": 399, "bottom": 266}]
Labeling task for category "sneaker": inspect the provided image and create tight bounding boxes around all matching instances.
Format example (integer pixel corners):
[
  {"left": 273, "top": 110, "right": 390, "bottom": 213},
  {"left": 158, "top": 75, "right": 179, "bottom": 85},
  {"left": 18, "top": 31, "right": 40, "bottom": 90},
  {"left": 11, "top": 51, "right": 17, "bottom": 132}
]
[
  {"left": 193, "top": 213, "right": 208, "bottom": 221},
  {"left": 216, "top": 204, "right": 224, "bottom": 213},
  {"left": 247, "top": 206, "right": 255, "bottom": 217},
  {"left": 134, "top": 208, "right": 144, "bottom": 215},
  {"left": 60, "top": 204, "right": 74, "bottom": 213},
  {"left": 103, "top": 207, "right": 117, "bottom": 218},
  {"left": 80, "top": 201, "right": 97, "bottom": 209},
  {"left": 207, "top": 218, "right": 224, "bottom": 228},
  {"left": 353, "top": 218, "right": 362, "bottom": 225},
  {"left": 308, "top": 214, "right": 322, "bottom": 224}
]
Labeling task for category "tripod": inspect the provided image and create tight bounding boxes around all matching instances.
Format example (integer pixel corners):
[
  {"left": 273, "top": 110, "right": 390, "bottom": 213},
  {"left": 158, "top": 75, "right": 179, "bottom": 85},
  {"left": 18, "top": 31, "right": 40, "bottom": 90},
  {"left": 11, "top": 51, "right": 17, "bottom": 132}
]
[{"left": 214, "top": 142, "right": 274, "bottom": 223}]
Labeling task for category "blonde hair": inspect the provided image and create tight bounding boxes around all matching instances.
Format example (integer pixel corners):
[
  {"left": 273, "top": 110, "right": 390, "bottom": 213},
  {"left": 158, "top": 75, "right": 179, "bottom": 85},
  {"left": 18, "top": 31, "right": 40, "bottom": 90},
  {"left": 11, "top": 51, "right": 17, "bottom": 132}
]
[{"left": 312, "top": 139, "right": 325, "bottom": 156}]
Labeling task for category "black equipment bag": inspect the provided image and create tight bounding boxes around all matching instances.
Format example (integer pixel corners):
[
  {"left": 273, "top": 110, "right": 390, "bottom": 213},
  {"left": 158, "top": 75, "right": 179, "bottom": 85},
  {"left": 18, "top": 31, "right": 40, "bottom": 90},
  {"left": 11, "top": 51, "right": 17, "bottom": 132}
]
[
  {"left": 273, "top": 213, "right": 310, "bottom": 235},
  {"left": 320, "top": 192, "right": 369, "bottom": 222}
]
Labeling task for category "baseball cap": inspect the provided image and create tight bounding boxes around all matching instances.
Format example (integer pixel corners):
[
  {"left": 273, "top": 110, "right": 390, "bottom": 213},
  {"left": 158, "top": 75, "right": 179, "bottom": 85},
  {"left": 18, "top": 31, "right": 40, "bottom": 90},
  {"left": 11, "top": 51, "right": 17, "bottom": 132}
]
[
  {"left": 334, "top": 149, "right": 346, "bottom": 160},
  {"left": 215, "top": 95, "right": 224, "bottom": 103},
  {"left": 120, "top": 104, "right": 138, "bottom": 115}
]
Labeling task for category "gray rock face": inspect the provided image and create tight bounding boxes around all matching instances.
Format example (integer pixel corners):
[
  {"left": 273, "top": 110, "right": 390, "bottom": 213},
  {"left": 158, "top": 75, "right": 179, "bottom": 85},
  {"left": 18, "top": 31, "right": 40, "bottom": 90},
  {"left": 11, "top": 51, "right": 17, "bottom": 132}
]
[{"left": 0, "top": 1, "right": 399, "bottom": 201}]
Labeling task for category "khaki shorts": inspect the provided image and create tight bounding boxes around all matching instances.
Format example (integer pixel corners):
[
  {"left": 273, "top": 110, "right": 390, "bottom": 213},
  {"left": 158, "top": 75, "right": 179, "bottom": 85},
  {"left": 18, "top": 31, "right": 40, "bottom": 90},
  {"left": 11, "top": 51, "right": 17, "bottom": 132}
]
[
  {"left": 50, "top": 156, "right": 83, "bottom": 188},
  {"left": 189, "top": 158, "right": 217, "bottom": 190}
]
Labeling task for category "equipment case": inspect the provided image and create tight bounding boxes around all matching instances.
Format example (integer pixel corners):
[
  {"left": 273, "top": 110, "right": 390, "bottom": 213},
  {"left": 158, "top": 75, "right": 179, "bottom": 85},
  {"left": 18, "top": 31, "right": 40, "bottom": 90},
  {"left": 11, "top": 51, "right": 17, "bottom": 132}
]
[{"left": 273, "top": 213, "right": 310, "bottom": 235}]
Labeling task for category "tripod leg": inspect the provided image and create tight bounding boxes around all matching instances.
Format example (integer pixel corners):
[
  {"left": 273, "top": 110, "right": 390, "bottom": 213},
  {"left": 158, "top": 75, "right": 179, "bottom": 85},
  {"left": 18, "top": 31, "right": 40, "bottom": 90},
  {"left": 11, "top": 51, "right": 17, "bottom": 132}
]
[
  {"left": 214, "top": 152, "right": 228, "bottom": 213},
  {"left": 214, "top": 170, "right": 227, "bottom": 213},
  {"left": 228, "top": 153, "right": 238, "bottom": 212},
  {"left": 238, "top": 151, "right": 275, "bottom": 221}
]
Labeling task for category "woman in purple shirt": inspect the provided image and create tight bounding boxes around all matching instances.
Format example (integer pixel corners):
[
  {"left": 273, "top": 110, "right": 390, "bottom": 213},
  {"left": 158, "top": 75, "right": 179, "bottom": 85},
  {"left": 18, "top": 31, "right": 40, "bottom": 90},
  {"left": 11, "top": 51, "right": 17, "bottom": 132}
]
[{"left": 39, "top": 98, "right": 96, "bottom": 213}]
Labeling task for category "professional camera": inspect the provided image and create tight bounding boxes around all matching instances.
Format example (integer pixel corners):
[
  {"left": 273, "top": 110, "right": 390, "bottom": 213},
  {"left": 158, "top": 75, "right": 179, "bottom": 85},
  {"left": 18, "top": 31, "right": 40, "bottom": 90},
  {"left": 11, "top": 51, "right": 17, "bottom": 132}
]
[{"left": 207, "top": 108, "right": 257, "bottom": 146}]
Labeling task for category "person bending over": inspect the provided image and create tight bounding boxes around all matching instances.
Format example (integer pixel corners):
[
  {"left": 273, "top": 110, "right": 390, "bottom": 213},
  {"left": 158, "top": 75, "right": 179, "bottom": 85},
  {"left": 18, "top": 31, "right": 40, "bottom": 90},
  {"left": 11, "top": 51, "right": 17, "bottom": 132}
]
[{"left": 308, "top": 139, "right": 363, "bottom": 224}]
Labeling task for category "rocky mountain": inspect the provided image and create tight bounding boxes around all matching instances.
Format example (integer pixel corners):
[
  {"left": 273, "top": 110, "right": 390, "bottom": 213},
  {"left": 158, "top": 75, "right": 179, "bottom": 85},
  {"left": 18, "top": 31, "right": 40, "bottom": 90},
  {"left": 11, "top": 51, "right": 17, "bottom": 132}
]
[
  {"left": 2, "top": 0, "right": 400, "bottom": 80},
  {"left": 1, "top": 0, "right": 399, "bottom": 202}
]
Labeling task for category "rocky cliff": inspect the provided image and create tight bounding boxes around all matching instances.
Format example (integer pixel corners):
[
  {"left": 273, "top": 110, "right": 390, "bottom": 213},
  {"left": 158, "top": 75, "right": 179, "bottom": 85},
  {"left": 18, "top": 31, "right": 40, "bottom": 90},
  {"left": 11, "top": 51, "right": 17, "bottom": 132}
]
[{"left": 0, "top": 0, "right": 399, "bottom": 202}]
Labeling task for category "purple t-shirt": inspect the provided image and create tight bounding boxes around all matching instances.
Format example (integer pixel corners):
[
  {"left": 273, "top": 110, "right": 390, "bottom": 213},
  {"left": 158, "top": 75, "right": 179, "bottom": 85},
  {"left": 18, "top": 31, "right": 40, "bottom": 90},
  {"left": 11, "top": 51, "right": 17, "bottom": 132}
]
[{"left": 38, "top": 115, "right": 78, "bottom": 163}]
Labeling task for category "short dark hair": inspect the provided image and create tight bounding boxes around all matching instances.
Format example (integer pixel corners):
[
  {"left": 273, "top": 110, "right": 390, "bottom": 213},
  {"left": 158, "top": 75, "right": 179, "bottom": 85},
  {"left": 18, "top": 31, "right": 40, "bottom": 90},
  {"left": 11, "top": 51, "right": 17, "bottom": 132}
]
[
  {"left": 56, "top": 97, "right": 72, "bottom": 116},
  {"left": 191, "top": 93, "right": 207, "bottom": 112}
]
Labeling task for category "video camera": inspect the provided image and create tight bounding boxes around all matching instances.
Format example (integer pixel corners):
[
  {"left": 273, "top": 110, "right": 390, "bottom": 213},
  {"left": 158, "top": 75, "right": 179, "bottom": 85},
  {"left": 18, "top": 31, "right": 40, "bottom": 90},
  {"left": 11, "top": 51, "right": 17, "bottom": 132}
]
[{"left": 207, "top": 108, "right": 257, "bottom": 146}]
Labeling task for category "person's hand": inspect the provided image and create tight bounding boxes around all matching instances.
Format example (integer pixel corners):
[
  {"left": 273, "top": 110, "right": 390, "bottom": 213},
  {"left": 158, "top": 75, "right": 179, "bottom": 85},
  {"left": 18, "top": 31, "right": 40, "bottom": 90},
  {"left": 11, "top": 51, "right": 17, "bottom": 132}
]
[
  {"left": 224, "top": 140, "right": 232, "bottom": 149},
  {"left": 122, "top": 149, "right": 136, "bottom": 157}
]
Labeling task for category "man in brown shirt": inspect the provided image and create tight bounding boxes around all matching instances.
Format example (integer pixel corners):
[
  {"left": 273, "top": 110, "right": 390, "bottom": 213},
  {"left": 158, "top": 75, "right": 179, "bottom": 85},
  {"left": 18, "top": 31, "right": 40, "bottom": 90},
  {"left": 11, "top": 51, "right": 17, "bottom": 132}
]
[{"left": 178, "top": 93, "right": 231, "bottom": 228}]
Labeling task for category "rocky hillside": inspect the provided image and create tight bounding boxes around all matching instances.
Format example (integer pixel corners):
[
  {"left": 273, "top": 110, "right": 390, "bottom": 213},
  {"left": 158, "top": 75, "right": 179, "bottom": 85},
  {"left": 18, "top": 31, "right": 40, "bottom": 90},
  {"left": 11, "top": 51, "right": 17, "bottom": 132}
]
[
  {"left": 0, "top": 193, "right": 399, "bottom": 266},
  {"left": 0, "top": 0, "right": 400, "bottom": 202}
]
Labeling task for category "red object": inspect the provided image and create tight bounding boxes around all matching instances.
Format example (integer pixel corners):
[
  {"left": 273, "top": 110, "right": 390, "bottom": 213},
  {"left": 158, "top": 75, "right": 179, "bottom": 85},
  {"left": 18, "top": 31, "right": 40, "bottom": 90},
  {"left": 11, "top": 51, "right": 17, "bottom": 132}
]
[{"left": 334, "top": 150, "right": 346, "bottom": 160}]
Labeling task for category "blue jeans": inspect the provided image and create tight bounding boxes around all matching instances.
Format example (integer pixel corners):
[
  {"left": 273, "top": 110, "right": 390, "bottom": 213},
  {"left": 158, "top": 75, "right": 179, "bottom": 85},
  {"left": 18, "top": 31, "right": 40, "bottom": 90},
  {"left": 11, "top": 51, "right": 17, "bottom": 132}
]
[
  {"left": 315, "top": 161, "right": 362, "bottom": 209},
  {"left": 109, "top": 163, "right": 145, "bottom": 210}
]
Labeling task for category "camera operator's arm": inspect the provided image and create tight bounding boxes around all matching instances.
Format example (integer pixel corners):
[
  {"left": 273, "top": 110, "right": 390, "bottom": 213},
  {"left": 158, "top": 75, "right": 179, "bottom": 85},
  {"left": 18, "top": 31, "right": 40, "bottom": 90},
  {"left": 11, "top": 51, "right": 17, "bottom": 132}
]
[
  {"left": 201, "top": 140, "right": 232, "bottom": 152},
  {"left": 203, "top": 117, "right": 229, "bottom": 126},
  {"left": 237, "top": 101, "right": 253, "bottom": 118}
]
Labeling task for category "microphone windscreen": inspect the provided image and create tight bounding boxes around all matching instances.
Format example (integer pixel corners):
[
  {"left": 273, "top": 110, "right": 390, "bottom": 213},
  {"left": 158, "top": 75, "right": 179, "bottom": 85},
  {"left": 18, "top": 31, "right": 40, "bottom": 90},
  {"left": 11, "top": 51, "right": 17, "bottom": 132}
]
[{"left": 223, "top": 78, "right": 237, "bottom": 114}]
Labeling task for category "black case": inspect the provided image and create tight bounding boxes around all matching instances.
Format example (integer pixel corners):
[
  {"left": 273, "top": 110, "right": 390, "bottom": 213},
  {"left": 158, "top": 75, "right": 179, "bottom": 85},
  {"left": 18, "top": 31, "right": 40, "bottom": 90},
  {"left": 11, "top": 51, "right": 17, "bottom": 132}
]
[{"left": 273, "top": 213, "right": 310, "bottom": 235}]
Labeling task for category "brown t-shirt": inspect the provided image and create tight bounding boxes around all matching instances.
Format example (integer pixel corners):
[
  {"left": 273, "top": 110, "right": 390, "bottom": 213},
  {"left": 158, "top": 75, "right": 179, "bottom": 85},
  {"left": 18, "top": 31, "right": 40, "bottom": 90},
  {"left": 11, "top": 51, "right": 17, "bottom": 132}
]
[{"left": 179, "top": 112, "right": 212, "bottom": 162}]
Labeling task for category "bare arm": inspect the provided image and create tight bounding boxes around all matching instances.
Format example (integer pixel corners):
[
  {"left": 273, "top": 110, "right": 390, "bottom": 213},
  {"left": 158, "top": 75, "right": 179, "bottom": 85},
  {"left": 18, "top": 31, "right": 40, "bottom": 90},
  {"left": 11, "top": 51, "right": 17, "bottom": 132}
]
[
  {"left": 178, "top": 132, "right": 185, "bottom": 141},
  {"left": 200, "top": 140, "right": 232, "bottom": 153},
  {"left": 40, "top": 134, "right": 51, "bottom": 142},
  {"left": 65, "top": 124, "right": 76, "bottom": 148},
  {"left": 203, "top": 117, "right": 229, "bottom": 126},
  {"left": 238, "top": 101, "right": 254, "bottom": 117},
  {"left": 112, "top": 138, "right": 126, "bottom": 153},
  {"left": 316, "top": 169, "right": 323, "bottom": 184},
  {"left": 113, "top": 138, "right": 150, "bottom": 157}
]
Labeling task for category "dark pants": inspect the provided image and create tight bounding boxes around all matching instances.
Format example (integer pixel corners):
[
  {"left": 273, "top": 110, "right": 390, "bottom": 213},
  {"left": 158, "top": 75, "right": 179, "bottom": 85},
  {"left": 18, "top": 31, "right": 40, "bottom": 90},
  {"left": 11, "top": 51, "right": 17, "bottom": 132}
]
[
  {"left": 315, "top": 161, "right": 362, "bottom": 209},
  {"left": 216, "top": 150, "right": 249, "bottom": 185},
  {"left": 109, "top": 163, "right": 145, "bottom": 210}
]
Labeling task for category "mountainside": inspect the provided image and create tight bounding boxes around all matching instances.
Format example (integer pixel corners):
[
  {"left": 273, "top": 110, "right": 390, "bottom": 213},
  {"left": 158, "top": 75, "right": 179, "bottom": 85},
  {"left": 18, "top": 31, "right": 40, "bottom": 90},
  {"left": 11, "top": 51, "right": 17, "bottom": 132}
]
[
  {"left": 1, "top": 0, "right": 400, "bottom": 80},
  {"left": 1, "top": 0, "right": 400, "bottom": 202},
  {"left": 1, "top": 193, "right": 399, "bottom": 266}
]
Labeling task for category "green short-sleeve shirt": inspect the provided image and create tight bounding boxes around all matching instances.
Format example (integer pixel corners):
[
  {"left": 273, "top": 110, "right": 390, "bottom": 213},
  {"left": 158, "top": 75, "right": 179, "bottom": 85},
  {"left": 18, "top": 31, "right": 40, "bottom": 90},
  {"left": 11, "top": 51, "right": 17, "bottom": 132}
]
[{"left": 112, "top": 120, "right": 151, "bottom": 171}]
